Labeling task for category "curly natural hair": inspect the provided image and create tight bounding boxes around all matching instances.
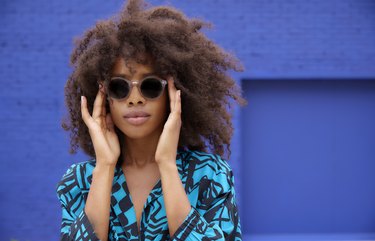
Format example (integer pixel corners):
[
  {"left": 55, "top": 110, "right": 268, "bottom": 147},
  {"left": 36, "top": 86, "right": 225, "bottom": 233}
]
[{"left": 61, "top": 0, "right": 247, "bottom": 162}]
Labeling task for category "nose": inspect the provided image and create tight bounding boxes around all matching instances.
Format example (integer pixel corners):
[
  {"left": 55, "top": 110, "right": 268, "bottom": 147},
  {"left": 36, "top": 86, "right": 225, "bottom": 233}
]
[{"left": 126, "top": 82, "right": 146, "bottom": 106}]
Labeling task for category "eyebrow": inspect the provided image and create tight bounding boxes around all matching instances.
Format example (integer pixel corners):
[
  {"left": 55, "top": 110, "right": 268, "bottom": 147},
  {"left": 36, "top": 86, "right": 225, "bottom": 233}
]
[{"left": 111, "top": 72, "right": 158, "bottom": 79}]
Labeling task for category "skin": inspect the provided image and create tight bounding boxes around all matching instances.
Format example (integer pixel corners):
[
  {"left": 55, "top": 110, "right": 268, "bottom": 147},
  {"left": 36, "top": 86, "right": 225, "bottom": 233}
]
[{"left": 80, "top": 57, "right": 191, "bottom": 240}]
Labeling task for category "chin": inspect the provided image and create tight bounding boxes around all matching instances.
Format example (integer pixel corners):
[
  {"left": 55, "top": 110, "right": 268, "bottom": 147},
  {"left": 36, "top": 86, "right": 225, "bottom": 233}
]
[
  {"left": 124, "top": 131, "right": 154, "bottom": 140},
  {"left": 119, "top": 124, "right": 163, "bottom": 141}
]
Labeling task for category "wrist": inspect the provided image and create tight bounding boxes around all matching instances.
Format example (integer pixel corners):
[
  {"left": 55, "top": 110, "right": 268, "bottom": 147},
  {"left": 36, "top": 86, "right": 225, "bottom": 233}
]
[
  {"left": 157, "top": 161, "right": 178, "bottom": 174},
  {"left": 93, "top": 162, "right": 116, "bottom": 175},
  {"left": 155, "top": 155, "right": 176, "bottom": 166}
]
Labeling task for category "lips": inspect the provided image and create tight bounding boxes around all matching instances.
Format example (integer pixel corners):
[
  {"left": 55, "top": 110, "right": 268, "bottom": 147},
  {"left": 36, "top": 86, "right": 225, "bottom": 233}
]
[{"left": 123, "top": 111, "right": 151, "bottom": 126}]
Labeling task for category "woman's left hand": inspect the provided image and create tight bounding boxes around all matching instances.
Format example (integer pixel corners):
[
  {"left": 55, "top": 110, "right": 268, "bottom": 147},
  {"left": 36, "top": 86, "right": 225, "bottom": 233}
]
[{"left": 155, "top": 77, "right": 182, "bottom": 167}]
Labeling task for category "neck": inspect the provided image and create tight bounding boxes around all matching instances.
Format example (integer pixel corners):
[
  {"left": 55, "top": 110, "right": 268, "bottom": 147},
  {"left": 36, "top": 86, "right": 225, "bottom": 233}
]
[{"left": 122, "top": 130, "right": 162, "bottom": 169}]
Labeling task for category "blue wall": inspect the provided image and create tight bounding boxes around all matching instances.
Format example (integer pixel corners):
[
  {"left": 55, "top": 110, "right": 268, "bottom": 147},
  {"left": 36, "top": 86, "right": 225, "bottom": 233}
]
[{"left": 0, "top": 0, "right": 374, "bottom": 240}]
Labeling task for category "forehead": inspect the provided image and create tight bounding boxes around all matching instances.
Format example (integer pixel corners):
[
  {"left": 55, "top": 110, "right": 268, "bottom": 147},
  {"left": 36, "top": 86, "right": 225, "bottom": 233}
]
[{"left": 111, "top": 57, "right": 155, "bottom": 78}]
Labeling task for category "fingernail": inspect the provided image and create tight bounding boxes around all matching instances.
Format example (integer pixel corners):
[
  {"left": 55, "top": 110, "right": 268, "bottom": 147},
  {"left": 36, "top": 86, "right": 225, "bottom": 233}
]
[{"left": 81, "top": 96, "right": 83, "bottom": 102}]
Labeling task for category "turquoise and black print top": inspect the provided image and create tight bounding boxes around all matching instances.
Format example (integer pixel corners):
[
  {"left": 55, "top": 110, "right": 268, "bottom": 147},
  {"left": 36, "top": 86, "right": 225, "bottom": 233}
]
[{"left": 56, "top": 150, "right": 242, "bottom": 240}]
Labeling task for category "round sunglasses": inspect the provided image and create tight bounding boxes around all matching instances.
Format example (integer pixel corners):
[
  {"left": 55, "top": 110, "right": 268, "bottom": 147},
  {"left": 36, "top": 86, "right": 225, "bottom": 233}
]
[{"left": 105, "top": 76, "right": 167, "bottom": 100}]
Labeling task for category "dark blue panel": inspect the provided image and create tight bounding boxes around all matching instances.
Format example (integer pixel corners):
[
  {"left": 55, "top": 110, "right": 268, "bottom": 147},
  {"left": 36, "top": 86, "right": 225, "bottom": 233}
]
[{"left": 241, "top": 79, "right": 375, "bottom": 234}]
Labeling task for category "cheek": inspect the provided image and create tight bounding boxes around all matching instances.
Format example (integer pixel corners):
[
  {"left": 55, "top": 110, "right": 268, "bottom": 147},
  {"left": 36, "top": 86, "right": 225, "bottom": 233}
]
[{"left": 151, "top": 97, "right": 168, "bottom": 126}]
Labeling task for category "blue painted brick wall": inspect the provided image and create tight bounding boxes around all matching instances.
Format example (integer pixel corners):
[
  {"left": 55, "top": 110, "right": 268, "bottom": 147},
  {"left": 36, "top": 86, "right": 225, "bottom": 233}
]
[{"left": 0, "top": 0, "right": 374, "bottom": 240}]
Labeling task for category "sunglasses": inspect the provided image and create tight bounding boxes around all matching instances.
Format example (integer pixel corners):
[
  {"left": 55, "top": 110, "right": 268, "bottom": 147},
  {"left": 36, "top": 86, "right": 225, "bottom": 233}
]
[{"left": 105, "top": 76, "right": 167, "bottom": 100}]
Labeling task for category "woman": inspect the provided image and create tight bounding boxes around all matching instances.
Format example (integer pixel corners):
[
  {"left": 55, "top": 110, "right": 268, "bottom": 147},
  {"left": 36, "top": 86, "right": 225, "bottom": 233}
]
[{"left": 57, "top": 0, "right": 246, "bottom": 240}]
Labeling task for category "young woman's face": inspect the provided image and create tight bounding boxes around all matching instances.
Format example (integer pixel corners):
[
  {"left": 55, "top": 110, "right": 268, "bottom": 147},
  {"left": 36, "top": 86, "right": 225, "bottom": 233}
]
[{"left": 107, "top": 57, "right": 168, "bottom": 140}]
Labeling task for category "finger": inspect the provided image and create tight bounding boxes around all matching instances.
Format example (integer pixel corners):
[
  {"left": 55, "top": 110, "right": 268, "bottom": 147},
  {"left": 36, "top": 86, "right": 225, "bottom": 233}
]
[
  {"left": 175, "top": 90, "right": 181, "bottom": 115},
  {"left": 170, "top": 90, "right": 181, "bottom": 117},
  {"left": 81, "top": 96, "right": 93, "bottom": 128},
  {"left": 92, "top": 85, "right": 105, "bottom": 119},
  {"left": 167, "top": 77, "right": 177, "bottom": 111}
]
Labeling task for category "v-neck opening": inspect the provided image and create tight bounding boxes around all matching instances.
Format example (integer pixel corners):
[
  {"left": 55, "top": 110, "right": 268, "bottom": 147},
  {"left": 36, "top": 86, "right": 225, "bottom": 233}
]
[
  {"left": 119, "top": 166, "right": 162, "bottom": 237},
  {"left": 119, "top": 166, "right": 162, "bottom": 203}
]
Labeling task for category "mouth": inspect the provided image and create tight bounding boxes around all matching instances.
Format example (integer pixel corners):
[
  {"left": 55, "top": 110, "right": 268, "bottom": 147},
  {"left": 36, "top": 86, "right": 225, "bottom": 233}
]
[{"left": 123, "top": 112, "right": 151, "bottom": 126}]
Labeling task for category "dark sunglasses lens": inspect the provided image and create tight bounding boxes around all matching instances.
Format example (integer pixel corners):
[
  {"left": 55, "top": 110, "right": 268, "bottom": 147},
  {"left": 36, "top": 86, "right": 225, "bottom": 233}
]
[
  {"left": 141, "top": 78, "right": 163, "bottom": 98},
  {"left": 108, "top": 78, "right": 130, "bottom": 99}
]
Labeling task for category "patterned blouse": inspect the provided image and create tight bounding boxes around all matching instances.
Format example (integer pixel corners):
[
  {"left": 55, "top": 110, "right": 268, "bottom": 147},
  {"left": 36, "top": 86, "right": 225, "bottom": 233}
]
[{"left": 56, "top": 150, "right": 242, "bottom": 240}]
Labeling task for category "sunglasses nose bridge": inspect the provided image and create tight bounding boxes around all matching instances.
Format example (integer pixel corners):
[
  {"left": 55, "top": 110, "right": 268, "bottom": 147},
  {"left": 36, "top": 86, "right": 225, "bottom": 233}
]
[
  {"left": 130, "top": 80, "right": 142, "bottom": 96},
  {"left": 130, "top": 80, "right": 141, "bottom": 93},
  {"left": 127, "top": 80, "right": 146, "bottom": 103}
]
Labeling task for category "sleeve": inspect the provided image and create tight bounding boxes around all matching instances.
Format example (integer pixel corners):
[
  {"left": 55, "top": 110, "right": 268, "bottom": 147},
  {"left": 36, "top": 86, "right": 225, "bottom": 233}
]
[
  {"left": 56, "top": 163, "right": 101, "bottom": 241},
  {"left": 170, "top": 159, "right": 242, "bottom": 241}
]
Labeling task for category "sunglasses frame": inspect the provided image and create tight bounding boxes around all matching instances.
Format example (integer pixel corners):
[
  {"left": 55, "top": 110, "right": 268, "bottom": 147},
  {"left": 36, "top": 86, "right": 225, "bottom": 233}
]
[{"left": 105, "top": 76, "right": 167, "bottom": 101}]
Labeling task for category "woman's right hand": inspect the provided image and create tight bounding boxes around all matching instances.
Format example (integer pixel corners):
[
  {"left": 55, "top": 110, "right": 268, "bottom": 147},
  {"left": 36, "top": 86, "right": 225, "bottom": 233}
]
[{"left": 81, "top": 84, "right": 120, "bottom": 166}]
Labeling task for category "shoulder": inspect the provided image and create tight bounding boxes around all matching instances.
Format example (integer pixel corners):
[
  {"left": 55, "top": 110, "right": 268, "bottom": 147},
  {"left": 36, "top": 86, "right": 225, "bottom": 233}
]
[
  {"left": 179, "top": 149, "right": 232, "bottom": 173},
  {"left": 56, "top": 160, "right": 96, "bottom": 201},
  {"left": 178, "top": 150, "right": 234, "bottom": 188}
]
